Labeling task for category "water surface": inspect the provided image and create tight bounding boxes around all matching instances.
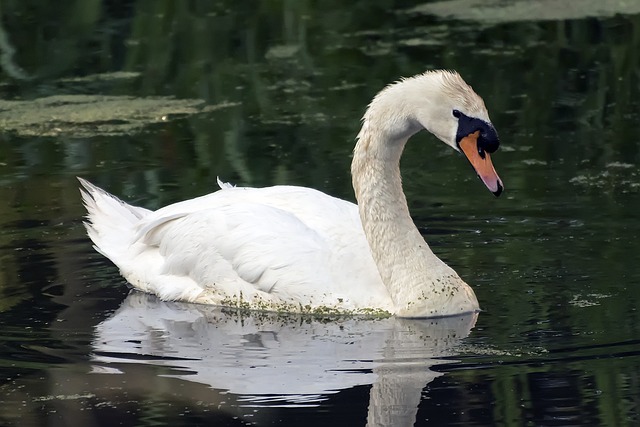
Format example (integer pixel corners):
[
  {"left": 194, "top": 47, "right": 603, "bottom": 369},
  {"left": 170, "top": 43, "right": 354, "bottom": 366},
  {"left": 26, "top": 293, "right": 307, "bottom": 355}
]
[{"left": 0, "top": 1, "right": 639, "bottom": 426}]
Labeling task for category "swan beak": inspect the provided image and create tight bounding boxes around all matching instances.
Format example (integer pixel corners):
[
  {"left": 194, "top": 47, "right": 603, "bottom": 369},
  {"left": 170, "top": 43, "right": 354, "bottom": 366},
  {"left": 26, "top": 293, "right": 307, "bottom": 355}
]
[{"left": 459, "top": 131, "right": 504, "bottom": 197}]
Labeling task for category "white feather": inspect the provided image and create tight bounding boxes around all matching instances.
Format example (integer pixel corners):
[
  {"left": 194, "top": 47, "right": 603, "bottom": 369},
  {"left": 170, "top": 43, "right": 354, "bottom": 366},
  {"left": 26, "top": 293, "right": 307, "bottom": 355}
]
[{"left": 80, "top": 182, "right": 388, "bottom": 312}]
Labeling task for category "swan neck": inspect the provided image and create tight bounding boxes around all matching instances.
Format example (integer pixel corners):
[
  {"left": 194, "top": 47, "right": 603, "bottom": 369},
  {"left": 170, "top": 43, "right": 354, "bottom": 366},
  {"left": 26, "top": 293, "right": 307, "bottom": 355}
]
[
  {"left": 351, "top": 124, "right": 478, "bottom": 317},
  {"left": 351, "top": 130, "right": 410, "bottom": 221},
  {"left": 351, "top": 129, "right": 429, "bottom": 301},
  {"left": 347, "top": 76, "right": 480, "bottom": 317}
]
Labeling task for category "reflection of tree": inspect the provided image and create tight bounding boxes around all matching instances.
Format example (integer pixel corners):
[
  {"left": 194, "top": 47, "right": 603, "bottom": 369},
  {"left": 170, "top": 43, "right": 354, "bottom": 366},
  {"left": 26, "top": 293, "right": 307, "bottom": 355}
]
[{"left": 0, "top": 17, "right": 30, "bottom": 80}]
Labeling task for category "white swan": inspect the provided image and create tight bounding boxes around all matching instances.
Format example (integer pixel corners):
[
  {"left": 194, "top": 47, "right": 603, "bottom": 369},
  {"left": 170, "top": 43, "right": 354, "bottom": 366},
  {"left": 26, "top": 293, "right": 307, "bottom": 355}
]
[{"left": 80, "top": 70, "right": 503, "bottom": 318}]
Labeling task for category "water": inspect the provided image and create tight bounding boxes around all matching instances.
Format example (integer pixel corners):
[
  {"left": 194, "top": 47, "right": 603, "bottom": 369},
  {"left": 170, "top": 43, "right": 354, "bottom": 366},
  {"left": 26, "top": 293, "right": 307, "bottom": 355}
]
[{"left": 1, "top": 1, "right": 639, "bottom": 425}]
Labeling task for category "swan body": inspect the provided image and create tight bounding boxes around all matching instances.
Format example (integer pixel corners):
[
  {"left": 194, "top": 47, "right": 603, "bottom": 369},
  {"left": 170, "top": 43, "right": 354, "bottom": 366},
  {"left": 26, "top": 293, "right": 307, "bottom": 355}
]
[{"left": 80, "top": 70, "right": 503, "bottom": 318}]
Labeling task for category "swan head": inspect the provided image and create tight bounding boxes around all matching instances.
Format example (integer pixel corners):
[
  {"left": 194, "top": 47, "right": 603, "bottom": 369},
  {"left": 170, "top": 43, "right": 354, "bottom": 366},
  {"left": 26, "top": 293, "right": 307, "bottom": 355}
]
[{"left": 359, "top": 70, "right": 504, "bottom": 196}]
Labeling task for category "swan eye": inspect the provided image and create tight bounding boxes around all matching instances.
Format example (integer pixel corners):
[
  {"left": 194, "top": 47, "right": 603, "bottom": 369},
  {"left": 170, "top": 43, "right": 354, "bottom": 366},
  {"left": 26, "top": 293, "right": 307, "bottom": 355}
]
[{"left": 452, "top": 109, "right": 461, "bottom": 118}]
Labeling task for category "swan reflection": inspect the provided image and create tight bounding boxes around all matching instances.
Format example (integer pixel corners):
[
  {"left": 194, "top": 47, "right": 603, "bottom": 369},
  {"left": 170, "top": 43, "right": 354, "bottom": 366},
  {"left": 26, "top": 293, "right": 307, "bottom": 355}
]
[{"left": 92, "top": 292, "right": 477, "bottom": 425}]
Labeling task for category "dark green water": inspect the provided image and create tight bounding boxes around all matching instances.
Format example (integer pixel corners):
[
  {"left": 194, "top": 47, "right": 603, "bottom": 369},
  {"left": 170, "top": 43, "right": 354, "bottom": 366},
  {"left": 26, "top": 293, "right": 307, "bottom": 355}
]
[{"left": 1, "top": 1, "right": 639, "bottom": 426}]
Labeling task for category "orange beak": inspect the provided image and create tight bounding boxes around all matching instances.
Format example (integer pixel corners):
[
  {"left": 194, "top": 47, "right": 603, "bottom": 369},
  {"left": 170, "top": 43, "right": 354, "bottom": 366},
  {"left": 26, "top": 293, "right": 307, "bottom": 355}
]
[{"left": 459, "top": 131, "right": 504, "bottom": 197}]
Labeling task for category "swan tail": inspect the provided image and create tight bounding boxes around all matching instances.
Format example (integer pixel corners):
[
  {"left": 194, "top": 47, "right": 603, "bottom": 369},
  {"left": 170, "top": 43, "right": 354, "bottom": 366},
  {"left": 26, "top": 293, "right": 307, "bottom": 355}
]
[{"left": 78, "top": 177, "right": 150, "bottom": 267}]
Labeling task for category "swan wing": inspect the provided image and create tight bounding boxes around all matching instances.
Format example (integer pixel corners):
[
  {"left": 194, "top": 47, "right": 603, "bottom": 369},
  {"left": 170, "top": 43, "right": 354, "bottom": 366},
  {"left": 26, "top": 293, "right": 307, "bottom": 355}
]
[{"left": 123, "top": 186, "right": 388, "bottom": 310}]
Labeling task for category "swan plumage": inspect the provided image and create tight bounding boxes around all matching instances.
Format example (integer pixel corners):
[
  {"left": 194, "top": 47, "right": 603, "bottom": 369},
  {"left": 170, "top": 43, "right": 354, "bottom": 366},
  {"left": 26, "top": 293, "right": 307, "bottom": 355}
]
[{"left": 80, "top": 70, "right": 503, "bottom": 318}]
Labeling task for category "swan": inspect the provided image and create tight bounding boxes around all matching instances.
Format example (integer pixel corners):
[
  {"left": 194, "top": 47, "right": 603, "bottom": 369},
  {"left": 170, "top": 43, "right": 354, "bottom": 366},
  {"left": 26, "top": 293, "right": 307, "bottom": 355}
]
[{"left": 79, "top": 70, "right": 503, "bottom": 318}]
